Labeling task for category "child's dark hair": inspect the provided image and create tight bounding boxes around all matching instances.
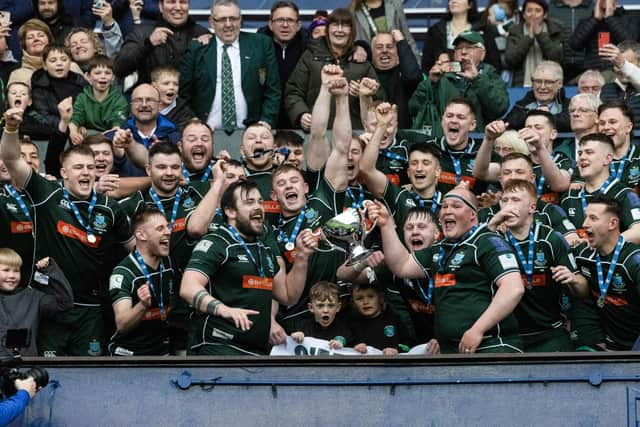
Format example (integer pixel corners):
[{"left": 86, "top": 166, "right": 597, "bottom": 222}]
[
  {"left": 87, "top": 54, "right": 114, "bottom": 74},
  {"left": 309, "top": 281, "right": 340, "bottom": 302},
  {"left": 351, "top": 280, "right": 385, "bottom": 295},
  {"left": 42, "top": 44, "right": 71, "bottom": 62}
]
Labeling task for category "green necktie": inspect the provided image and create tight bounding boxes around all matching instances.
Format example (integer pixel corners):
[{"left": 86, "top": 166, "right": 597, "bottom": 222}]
[{"left": 221, "top": 44, "right": 237, "bottom": 133}]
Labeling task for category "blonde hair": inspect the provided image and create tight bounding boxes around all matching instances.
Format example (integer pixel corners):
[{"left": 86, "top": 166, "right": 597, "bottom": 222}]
[
  {"left": 495, "top": 130, "right": 529, "bottom": 155},
  {"left": 0, "top": 248, "right": 23, "bottom": 269}
]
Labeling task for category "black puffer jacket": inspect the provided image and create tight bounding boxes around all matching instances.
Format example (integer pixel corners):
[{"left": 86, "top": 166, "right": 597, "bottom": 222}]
[{"left": 30, "top": 68, "right": 88, "bottom": 130}]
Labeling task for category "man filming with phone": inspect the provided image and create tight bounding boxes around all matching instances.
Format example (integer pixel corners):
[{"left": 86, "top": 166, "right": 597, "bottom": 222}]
[{"left": 410, "top": 31, "right": 508, "bottom": 133}]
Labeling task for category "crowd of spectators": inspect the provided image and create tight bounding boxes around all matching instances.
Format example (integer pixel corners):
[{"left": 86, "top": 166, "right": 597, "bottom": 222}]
[{"left": 1, "top": 0, "right": 640, "bottom": 358}]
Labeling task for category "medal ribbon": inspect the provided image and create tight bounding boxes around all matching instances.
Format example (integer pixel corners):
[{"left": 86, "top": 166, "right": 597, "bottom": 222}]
[
  {"left": 182, "top": 162, "right": 213, "bottom": 184},
  {"left": 437, "top": 225, "right": 479, "bottom": 272},
  {"left": 226, "top": 224, "right": 265, "bottom": 277},
  {"left": 149, "top": 187, "right": 183, "bottom": 232},
  {"left": 448, "top": 144, "right": 473, "bottom": 184},
  {"left": 62, "top": 187, "right": 98, "bottom": 238},
  {"left": 507, "top": 224, "right": 535, "bottom": 287},
  {"left": 133, "top": 250, "right": 166, "bottom": 318},
  {"left": 595, "top": 235, "right": 624, "bottom": 306},
  {"left": 6, "top": 184, "right": 31, "bottom": 220},
  {"left": 346, "top": 184, "right": 365, "bottom": 209},
  {"left": 278, "top": 206, "right": 306, "bottom": 250},
  {"left": 379, "top": 149, "right": 407, "bottom": 163},
  {"left": 579, "top": 175, "right": 614, "bottom": 214}
]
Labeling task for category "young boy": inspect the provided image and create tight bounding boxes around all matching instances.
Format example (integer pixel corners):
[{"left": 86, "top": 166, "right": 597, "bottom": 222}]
[
  {"left": 69, "top": 55, "right": 128, "bottom": 145},
  {"left": 0, "top": 248, "right": 73, "bottom": 357},
  {"left": 291, "top": 281, "right": 353, "bottom": 349},
  {"left": 151, "top": 66, "right": 195, "bottom": 131},
  {"left": 30, "top": 45, "right": 88, "bottom": 131},
  {"left": 6, "top": 82, "right": 50, "bottom": 138},
  {"left": 350, "top": 281, "right": 405, "bottom": 355}
]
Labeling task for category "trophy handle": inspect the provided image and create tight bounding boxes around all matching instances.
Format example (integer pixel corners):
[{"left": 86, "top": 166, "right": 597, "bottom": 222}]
[{"left": 311, "top": 229, "right": 347, "bottom": 254}]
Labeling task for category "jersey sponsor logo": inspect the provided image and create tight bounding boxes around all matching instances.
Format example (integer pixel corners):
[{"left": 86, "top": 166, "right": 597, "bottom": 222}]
[
  {"left": 109, "top": 274, "right": 124, "bottom": 290},
  {"left": 407, "top": 298, "right": 435, "bottom": 315},
  {"left": 57, "top": 221, "right": 101, "bottom": 248},
  {"left": 592, "top": 290, "right": 628, "bottom": 307},
  {"left": 236, "top": 254, "right": 249, "bottom": 263},
  {"left": 434, "top": 273, "right": 456, "bottom": 288},
  {"left": 580, "top": 266, "right": 591, "bottom": 277},
  {"left": 568, "top": 208, "right": 576, "bottom": 217},
  {"left": 284, "top": 248, "right": 296, "bottom": 265},
  {"left": 242, "top": 275, "right": 273, "bottom": 291},
  {"left": 6, "top": 203, "right": 17, "bottom": 213},
  {"left": 59, "top": 199, "right": 72, "bottom": 210},
  {"left": 498, "top": 253, "right": 518, "bottom": 270},
  {"left": 405, "top": 198, "right": 416, "bottom": 208},
  {"left": 143, "top": 306, "right": 172, "bottom": 321},
  {"left": 438, "top": 172, "right": 476, "bottom": 188},
  {"left": 263, "top": 200, "right": 281, "bottom": 213},
  {"left": 193, "top": 239, "right": 213, "bottom": 253},
  {"left": 383, "top": 325, "right": 396, "bottom": 337},
  {"left": 172, "top": 217, "right": 186, "bottom": 232},
  {"left": 540, "top": 192, "right": 559, "bottom": 205},
  {"left": 386, "top": 173, "right": 400, "bottom": 186},
  {"left": 10, "top": 221, "right": 32, "bottom": 234},
  {"left": 522, "top": 273, "right": 546, "bottom": 288}
]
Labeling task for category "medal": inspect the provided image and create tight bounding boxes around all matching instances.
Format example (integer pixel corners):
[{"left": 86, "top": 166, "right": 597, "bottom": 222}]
[
  {"left": 597, "top": 298, "right": 605, "bottom": 308},
  {"left": 87, "top": 234, "right": 96, "bottom": 244},
  {"left": 133, "top": 251, "right": 170, "bottom": 318},
  {"left": 160, "top": 309, "right": 167, "bottom": 321},
  {"left": 285, "top": 242, "right": 295, "bottom": 251},
  {"left": 507, "top": 225, "right": 536, "bottom": 290},
  {"left": 595, "top": 235, "right": 624, "bottom": 310},
  {"left": 278, "top": 207, "right": 307, "bottom": 254},
  {"left": 62, "top": 187, "right": 98, "bottom": 246}
]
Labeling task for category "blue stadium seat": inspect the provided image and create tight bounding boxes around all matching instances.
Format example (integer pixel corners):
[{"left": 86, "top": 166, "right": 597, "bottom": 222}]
[{"left": 507, "top": 86, "right": 530, "bottom": 113}]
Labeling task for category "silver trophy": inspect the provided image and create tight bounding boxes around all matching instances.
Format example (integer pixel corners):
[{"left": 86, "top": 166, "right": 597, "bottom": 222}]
[{"left": 322, "top": 204, "right": 376, "bottom": 266}]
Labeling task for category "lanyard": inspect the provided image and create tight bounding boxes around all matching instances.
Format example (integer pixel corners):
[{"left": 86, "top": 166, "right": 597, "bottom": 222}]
[
  {"left": 379, "top": 149, "right": 407, "bottom": 163},
  {"left": 226, "top": 224, "right": 265, "bottom": 277},
  {"left": 438, "top": 225, "right": 478, "bottom": 272},
  {"left": 6, "top": 184, "right": 31, "bottom": 220},
  {"left": 507, "top": 224, "right": 536, "bottom": 288},
  {"left": 278, "top": 206, "right": 306, "bottom": 252},
  {"left": 579, "top": 176, "right": 613, "bottom": 214},
  {"left": 149, "top": 187, "right": 183, "bottom": 232},
  {"left": 62, "top": 187, "right": 98, "bottom": 240},
  {"left": 361, "top": 3, "right": 379, "bottom": 35},
  {"left": 182, "top": 162, "right": 213, "bottom": 184},
  {"left": 133, "top": 250, "right": 167, "bottom": 318},
  {"left": 595, "top": 235, "right": 624, "bottom": 307},
  {"left": 447, "top": 143, "right": 473, "bottom": 184},
  {"left": 610, "top": 154, "right": 629, "bottom": 181},
  {"left": 412, "top": 190, "right": 440, "bottom": 214},
  {"left": 346, "top": 184, "right": 365, "bottom": 209},
  {"left": 536, "top": 175, "right": 545, "bottom": 199}
]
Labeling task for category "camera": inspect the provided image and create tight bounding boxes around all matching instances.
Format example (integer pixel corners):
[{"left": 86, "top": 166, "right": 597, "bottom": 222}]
[{"left": 0, "top": 329, "right": 48, "bottom": 398}]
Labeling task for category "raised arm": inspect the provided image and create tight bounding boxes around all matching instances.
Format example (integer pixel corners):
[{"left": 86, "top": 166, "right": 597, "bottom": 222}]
[
  {"left": 473, "top": 120, "right": 505, "bottom": 182},
  {"left": 324, "top": 77, "right": 351, "bottom": 192},
  {"left": 520, "top": 128, "right": 570, "bottom": 192},
  {"left": 0, "top": 108, "right": 31, "bottom": 188},
  {"left": 306, "top": 65, "right": 341, "bottom": 172},
  {"left": 358, "top": 77, "right": 379, "bottom": 132},
  {"left": 359, "top": 104, "right": 395, "bottom": 198},
  {"left": 186, "top": 161, "right": 229, "bottom": 238}
]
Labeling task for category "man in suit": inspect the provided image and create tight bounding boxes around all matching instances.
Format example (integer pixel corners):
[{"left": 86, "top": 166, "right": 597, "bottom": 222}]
[{"left": 179, "top": 0, "right": 281, "bottom": 132}]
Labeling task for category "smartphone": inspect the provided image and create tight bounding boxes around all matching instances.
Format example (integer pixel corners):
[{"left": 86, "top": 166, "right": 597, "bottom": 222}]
[
  {"left": 0, "top": 11, "right": 11, "bottom": 26},
  {"left": 446, "top": 61, "right": 462, "bottom": 73},
  {"left": 94, "top": 0, "right": 103, "bottom": 8},
  {"left": 598, "top": 32, "right": 610, "bottom": 49}
]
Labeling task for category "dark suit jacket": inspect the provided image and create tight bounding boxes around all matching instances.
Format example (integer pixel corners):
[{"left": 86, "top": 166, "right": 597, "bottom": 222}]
[{"left": 179, "top": 32, "right": 281, "bottom": 128}]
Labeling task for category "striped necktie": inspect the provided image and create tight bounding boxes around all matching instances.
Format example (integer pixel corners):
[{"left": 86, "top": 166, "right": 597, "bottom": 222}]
[{"left": 221, "top": 44, "right": 237, "bottom": 133}]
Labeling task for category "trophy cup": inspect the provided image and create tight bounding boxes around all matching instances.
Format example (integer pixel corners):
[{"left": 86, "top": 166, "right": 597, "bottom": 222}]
[{"left": 322, "top": 204, "right": 376, "bottom": 266}]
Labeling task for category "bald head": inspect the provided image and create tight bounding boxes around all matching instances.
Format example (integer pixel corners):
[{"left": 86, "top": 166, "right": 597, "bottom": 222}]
[
  {"left": 131, "top": 84, "right": 160, "bottom": 125},
  {"left": 444, "top": 187, "right": 478, "bottom": 212}
]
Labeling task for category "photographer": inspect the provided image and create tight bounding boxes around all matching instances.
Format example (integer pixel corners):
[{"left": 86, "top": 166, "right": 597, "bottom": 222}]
[
  {"left": 0, "top": 249, "right": 73, "bottom": 357},
  {"left": 0, "top": 376, "right": 37, "bottom": 426}
]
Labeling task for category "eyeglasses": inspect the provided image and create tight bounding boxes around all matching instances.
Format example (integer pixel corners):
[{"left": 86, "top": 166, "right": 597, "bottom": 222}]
[
  {"left": 532, "top": 78, "right": 560, "bottom": 86},
  {"left": 569, "top": 107, "right": 596, "bottom": 114},
  {"left": 212, "top": 16, "right": 241, "bottom": 24},
  {"left": 329, "top": 22, "right": 351, "bottom": 29},
  {"left": 131, "top": 97, "right": 159, "bottom": 105},
  {"left": 271, "top": 18, "right": 298, "bottom": 26}
]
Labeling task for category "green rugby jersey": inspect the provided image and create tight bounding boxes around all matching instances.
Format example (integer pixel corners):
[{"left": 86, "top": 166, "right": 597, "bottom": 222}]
[
  {"left": 575, "top": 240, "right": 640, "bottom": 350},
  {"left": 109, "top": 253, "right": 175, "bottom": 354},
  {"left": 24, "top": 172, "right": 131, "bottom": 304},
  {"left": 185, "top": 226, "right": 280, "bottom": 355},
  {"left": 532, "top": 151, "right": 574, "bottom": 205},
  {"left": 609, "top": 141, "right": 640, "bottom": 190},
  {"left": 478, "top": 200, "right": 577, "bottom": 238},
  {"left": 413, "top": 224, "right": 522, "bottom": 351},
  {"left": 382, "top": 181, "right": 442, "bottom": 227},
  {"left": 0, "top": 183, "right": 35, "bottom": 287}
]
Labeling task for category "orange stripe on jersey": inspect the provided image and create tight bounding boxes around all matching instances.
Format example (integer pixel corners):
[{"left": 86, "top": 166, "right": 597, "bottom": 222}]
[
  {"left": 143, "top": 306, "right": 172, "bottom": 321},
  {"left": 57, "top": 221, "right": 101, "bottom": 248},
  {"left": 434, "top": 273, "right": 456, "bottom": 288},
  {"left": 172, "top": 217, "right": 186, "bottom": 232},
  {"left": 438, "top": 172, "right": 476, "bottom": 189},
  {"left": 263, "top": 200, "right": 281, "bottom": 213},
  {"left": 10, "top": 221, "right": 33, "bottom": 234},
  {"left": 592, "top": 290, "right": 629, "bottom": 307},
  {"left": 522, "top": 274, "right": 547, "bottom": 288},
  {"left": 386, "top": 174, "right": 400, "bottom": 186},
  {"left": 242, "top": 275, "right": 273, "bottom": 291},
  {"left": 540, "top": 192, "right": 559, "bottom": 204}
]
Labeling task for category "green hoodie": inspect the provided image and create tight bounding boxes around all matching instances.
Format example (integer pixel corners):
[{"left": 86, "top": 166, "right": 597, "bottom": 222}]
[{"left": 71, "top": 84, "right": 129, "bottom": 131}]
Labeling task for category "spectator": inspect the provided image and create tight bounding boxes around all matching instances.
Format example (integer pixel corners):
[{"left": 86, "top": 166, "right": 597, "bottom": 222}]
[
  {"left": 110, "top": 0, "right": 160, "bottom": 36},
  {"left": 504, "top": 0, "right": 564, "bottom": 87},
  {"left": 420, "top": 0, "right": 501, "bottom": 74},
  {"left": 179, "top": 0, "right": 281, "bottom": 132},
  {"left": 65, "top": 27, "right": 118, "bottom": 72},
  {"left": 69, "top": 55, "right": 128, "bottom": 144},
  {"left": 285, "top": 8, "right": 382, "bottom": 131},
  {"left": 504, "top": 60, "right": 571, "bottom": 131},
  {"left": 308, "top": 10, "right": 328, "bottom": 39},
  {"left": 411, "top": 31, "right": 508, "bottom": 133},
  {"left": 32, "top": 0, "right": 76, "bottom": 46},
  {"left": 0, "top": 21, "right": 18, "bottom": 90},
  {"left": 578, "top": 69, "right": 605, "bottom": 96},
  {"left": 555, "top": 93, "right": 600, "bottom": 166},
  {"left": 568, "top": 0, "right": 638, "bottom": 79},
  {"left": 9, "top": 19, "right": 52, "bottom": 85},
  {"left": 257, "top": 1, "right": 309, "bottom": 129},
  {"left": 481, "top": 0, "right": 521, "bottom": 83},
  {"left": 106, "top": 83, "right": 180, "bottom": 177},
  {"left": 114, "top": 0, "right": 209, "bottom": 85},
  {"left": 493, "top": 130, "right": 529, "bottom": 157},
  {"left": 349, "top": 0, "right": 420, "bottom": 62},
  {"left": 548, "top": 0, "right": 594, "bottom": 83},
  {"left": 599, "top": 41, "right": 640, "bottom": 129},
  {"left": 30, "top": 45, "right": 88, "bottom": 131},
  {"left": 151, "top": 65, "right": 195, "bottom": 131},
  {"left": 0, "top": 251, "right": 73, "bottom": 357},
  {"left": 370, "top": 30, "right": 421, "bottom": 129}
]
